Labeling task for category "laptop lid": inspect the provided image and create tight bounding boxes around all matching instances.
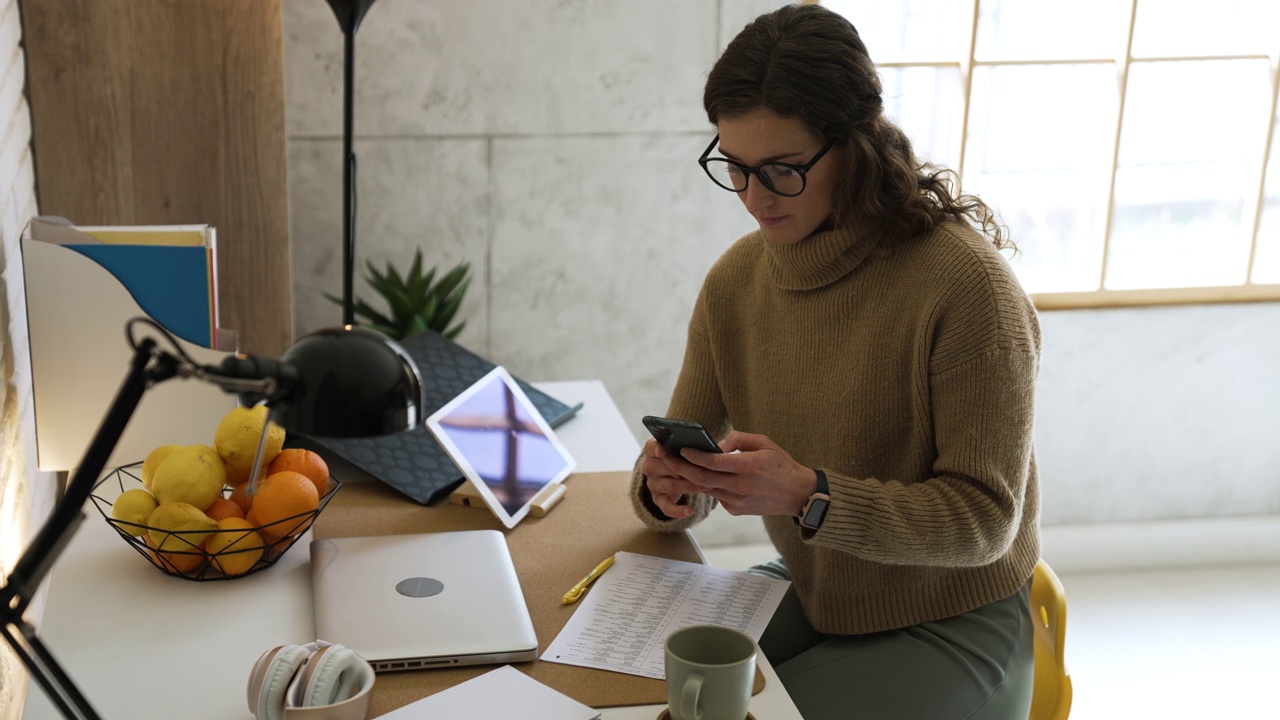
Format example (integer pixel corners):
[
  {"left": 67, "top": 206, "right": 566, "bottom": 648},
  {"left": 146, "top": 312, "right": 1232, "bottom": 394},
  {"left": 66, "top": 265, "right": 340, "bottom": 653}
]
[{"left": 310, "top": 530, "right": 538, "bottom": 672}]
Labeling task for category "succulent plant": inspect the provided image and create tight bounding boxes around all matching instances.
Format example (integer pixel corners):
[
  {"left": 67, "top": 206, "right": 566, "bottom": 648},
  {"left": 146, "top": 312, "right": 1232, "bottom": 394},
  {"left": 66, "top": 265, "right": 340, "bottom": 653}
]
[{"left": 326, "top": 250, "right": 470, "bottom": 340}]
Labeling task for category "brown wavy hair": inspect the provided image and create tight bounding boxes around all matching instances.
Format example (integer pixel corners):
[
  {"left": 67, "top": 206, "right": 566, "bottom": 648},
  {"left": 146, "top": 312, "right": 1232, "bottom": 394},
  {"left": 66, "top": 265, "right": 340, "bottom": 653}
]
[{"left": 704, "top": 4, "right": 1010, "bottom": 250}]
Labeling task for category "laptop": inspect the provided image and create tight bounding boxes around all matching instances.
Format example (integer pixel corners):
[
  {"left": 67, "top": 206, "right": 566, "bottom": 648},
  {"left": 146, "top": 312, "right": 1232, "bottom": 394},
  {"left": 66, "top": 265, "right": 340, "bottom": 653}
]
[{"left": 310, "top": 530, "right": 538, "bottom": 672}]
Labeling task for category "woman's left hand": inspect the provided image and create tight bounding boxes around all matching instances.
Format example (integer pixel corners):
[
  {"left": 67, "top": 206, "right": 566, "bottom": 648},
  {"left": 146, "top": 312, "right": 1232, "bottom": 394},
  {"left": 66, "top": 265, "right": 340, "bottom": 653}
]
[{"left": 666, "top": 430, "right": 818, "bottom": 517}]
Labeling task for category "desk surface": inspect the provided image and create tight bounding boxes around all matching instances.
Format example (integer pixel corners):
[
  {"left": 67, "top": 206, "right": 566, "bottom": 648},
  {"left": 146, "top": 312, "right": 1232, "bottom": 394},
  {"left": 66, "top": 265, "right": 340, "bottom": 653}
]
[{"left": 23, "top": 380, "right": 800, "bottom": 720}]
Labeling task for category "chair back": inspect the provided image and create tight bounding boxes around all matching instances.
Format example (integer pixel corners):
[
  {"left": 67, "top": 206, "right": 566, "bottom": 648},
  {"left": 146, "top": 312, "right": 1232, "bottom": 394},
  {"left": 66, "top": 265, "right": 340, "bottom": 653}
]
[{"left": 1029, "top": 559, "right": 1072, "bottom": 720}]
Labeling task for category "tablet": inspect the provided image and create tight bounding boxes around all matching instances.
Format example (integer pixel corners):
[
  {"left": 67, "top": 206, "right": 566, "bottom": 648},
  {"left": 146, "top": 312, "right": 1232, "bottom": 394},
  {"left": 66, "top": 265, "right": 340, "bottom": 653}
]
[{"left": 426, "top": 366, "right": 576, "bottom": 528}]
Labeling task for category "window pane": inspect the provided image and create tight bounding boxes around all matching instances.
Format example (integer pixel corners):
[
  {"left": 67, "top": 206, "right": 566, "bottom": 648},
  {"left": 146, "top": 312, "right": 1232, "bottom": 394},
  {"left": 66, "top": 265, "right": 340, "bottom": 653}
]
[
  {"left": 881, "top": 66, "right": 963, "bottom": 169},
  {"left": 964, "top": 64, "right": 1118, "bottom": 293},
  {"left": 1253, "top": 111, "right": 1280, "bottom": 284},
  {"left": 1107, "top": 60, "right": 1272, "bottom": 289},
  {"left": 975, "top": 0, "right": 1129, "bottom": 61},
  {"left": 824, "top": 0, "right": 971, "bottom": 62},
  {"left": 1132, "top": 0, "right": 1280, "bottom": 58}
]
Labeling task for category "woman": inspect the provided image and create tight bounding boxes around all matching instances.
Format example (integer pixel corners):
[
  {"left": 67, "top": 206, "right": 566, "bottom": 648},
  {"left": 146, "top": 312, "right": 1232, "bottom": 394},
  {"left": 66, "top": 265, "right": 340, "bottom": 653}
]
[{"left": 629, "top": 5, "right": 1041, "bottom": 719}]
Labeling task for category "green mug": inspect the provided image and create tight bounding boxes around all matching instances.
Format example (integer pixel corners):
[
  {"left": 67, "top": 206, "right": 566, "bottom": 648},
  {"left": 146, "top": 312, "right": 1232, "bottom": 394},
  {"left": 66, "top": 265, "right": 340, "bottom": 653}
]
[{"left": 664, "top": 625, "right": 757, "bottom": 720}]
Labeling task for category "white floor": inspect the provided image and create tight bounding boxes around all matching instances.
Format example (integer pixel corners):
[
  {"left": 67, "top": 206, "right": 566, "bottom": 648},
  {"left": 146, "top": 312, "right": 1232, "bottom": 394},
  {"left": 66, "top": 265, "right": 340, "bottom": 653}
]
[{"left": 702, "top": 543, "right": 1280, "bottom": 720}]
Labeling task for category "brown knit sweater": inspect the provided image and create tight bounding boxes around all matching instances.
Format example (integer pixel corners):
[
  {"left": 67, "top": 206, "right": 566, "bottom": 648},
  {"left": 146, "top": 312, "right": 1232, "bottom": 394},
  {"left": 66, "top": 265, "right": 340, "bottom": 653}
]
[{"left": 629, "top": 219, "right": 1042, "bottom": 635}]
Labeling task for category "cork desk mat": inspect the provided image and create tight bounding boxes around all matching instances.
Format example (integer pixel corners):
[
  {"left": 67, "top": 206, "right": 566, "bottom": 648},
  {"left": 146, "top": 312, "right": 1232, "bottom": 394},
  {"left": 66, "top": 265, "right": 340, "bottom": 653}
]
[{"left": 312, "top": 470, "right": 765, "bottom": 716}]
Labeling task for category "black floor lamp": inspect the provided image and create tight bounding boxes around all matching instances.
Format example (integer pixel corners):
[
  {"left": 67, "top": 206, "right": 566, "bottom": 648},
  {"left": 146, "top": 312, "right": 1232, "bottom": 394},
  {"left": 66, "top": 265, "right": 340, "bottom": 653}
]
[{"left": 324, "top": 0, "right": 379, "bottom": 326}]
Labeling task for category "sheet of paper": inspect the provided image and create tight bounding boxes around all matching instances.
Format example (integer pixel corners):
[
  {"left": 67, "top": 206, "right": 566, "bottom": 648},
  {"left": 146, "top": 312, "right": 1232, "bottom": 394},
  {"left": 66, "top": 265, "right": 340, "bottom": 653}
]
[
  {"left": 541, "top": 551, "right": 791, "bottom": 679},
  {"left": 372, "top": 664, "right": 599, "bottom": 720}
]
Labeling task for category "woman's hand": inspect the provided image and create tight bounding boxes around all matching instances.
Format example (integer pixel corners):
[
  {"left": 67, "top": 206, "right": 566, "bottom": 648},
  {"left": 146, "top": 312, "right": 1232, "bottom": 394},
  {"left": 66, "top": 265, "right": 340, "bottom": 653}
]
[
  {"left": 675, "top": 431, "right": 818, "bottom": 517},
  {"left": 641, "top": 438, "right": 701, "bottom": 519}
]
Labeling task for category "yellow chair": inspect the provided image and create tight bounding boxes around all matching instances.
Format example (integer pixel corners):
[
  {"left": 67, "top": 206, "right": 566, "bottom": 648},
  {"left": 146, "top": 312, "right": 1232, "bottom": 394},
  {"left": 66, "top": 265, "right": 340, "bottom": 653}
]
[{"left": 1029, "top": 559, "right": 1072, "bottom": 720}]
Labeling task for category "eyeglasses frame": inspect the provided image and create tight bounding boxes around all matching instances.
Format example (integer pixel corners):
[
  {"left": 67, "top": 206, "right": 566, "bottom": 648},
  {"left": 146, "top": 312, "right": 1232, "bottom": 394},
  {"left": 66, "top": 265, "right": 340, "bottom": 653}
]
[{"left": 698, "top": 134, "right": 839, "bottom": 197}]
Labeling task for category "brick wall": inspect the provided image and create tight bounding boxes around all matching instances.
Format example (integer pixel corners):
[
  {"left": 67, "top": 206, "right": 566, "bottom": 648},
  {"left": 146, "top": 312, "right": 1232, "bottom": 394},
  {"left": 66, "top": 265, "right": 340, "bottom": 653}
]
[{"left": 0, "top": 0, "right": 50, "bottom": 716}]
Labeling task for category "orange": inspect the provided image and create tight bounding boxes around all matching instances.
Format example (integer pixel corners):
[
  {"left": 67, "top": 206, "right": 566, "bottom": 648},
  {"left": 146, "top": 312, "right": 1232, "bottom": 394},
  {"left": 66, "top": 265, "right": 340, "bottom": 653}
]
[
  {"left": 252, "top": 471, "right": 319, "bottom": 541},
  {"left": 228, "top": 482, "right": 254, "bottom": 513},
  {"left": 223, "top": 463, "right": 266, "bottom": 488},
  {"left": 204, "top": 497, "right": 245, "bottom": 522},
  {"left": 144, "top": 533, "right": 204, "bottom": 575},
  {"left": 267, "top": 449, "right": 330, "bottom": 497},
  {"left": 204, "top": 517, "right": 265, "bottom": 576}
]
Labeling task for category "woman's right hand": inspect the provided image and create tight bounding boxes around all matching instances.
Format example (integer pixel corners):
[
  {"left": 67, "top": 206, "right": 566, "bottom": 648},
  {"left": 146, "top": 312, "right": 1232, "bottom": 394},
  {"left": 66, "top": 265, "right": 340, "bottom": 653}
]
[{"left": 642, "top": 438, "right": 699, "bottom": 519}]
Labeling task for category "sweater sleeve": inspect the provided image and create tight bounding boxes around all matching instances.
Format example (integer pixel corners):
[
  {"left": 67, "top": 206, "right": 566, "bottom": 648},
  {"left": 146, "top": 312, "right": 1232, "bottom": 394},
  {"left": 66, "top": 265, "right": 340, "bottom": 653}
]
[
  {"left": 628, "top": 290, "right": 728, "bottom": 532},
  {"left": 809, "top": 347, "right": 1037, "bottom": 566}
]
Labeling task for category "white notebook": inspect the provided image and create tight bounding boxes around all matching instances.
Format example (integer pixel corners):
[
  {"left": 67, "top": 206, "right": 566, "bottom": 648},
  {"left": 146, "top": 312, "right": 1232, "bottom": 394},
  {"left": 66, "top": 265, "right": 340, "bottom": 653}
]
[{"left": 372, "top": 664, "right": 599, "bottom": 720}]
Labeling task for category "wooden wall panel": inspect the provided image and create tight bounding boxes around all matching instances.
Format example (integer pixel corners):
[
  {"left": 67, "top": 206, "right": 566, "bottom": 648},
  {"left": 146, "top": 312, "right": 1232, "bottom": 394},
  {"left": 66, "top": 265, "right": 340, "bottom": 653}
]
[{"left": 20, "top": 0, "right": 292, "bottom": 356}]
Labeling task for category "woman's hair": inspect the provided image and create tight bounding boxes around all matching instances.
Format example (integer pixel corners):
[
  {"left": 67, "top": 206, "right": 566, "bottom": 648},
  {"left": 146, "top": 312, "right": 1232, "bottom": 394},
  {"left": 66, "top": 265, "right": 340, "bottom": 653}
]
[{"left": 704, "top": 4, "right": 1009, "bottom": 249}]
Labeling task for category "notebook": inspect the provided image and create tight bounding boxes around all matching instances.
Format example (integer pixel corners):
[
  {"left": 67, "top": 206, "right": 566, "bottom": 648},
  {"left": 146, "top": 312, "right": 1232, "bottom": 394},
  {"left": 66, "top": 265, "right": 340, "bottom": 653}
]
[
  {"left": 299, "top": 330, "right": 583, "bottom": 506},
  {"left": 310, "top": 530, "right": 538, "bottom": 672}
]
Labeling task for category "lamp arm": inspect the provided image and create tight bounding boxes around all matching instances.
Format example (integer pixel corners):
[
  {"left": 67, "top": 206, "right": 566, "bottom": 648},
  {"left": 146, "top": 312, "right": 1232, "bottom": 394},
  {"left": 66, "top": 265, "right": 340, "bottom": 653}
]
[
  {"left": 2, "top": 338, "right": 169, "bottom": 617},
  {"left": 0, "top": 328, "right": 300, "bottom": 720},
  {"left": 0, "top": 337, "right": 169, "bottom": 720}
]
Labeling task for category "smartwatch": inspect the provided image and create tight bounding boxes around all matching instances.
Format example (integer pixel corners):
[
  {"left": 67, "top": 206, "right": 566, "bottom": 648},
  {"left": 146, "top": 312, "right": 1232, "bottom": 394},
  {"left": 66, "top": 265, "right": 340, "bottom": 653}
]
[{"left": 798, "top": 469, "right": 830, "bottom": 530}]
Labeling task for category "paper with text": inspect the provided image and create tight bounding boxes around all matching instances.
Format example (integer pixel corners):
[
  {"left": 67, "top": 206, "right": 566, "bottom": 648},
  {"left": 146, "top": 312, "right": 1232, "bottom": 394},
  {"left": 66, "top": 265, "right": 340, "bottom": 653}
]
[
  {"left": 541, "top": 551, "right": 791, "bottom": 679},
  {"left": 371, "top": 664, "right": 599, "bottom": 720}
]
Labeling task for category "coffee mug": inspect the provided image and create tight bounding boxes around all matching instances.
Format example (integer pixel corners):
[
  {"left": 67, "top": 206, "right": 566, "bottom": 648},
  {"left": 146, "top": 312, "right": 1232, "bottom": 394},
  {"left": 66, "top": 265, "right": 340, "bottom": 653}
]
[{"left": 664, "top": 624, "right": 757, "bottom": 720}]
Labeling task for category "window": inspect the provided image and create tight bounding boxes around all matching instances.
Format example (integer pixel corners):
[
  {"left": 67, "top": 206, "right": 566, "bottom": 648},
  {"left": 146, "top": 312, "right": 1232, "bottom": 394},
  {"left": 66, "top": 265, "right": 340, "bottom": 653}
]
[{"left": 823, "top": 0, "right": 1280, "bottom": 308}]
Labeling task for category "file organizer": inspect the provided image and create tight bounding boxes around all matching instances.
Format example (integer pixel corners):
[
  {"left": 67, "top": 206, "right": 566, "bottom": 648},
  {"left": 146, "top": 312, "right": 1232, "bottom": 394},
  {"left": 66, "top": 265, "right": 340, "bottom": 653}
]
[{"left": 21, "top": 217, "right": 238, "bottom": 471}]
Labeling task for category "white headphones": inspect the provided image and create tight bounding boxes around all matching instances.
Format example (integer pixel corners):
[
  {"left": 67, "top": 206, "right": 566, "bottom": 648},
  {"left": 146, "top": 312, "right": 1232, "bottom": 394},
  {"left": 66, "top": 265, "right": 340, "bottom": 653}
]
[{"left": 247, "top": 640, "right": 375, "bottom": 720}]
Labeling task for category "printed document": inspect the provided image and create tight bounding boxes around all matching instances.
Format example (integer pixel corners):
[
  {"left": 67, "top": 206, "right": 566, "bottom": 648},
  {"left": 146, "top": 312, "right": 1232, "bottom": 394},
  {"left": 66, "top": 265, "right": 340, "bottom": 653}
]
[{"left": 541, "top": 551, "right": 791, "bottom": 679}]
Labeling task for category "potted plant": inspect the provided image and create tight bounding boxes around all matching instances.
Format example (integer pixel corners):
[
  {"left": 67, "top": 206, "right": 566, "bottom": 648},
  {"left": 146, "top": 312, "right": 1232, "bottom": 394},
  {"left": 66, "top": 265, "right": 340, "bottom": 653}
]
[{"left": 327, "top": 249, "right": 470, "bottom": 340}]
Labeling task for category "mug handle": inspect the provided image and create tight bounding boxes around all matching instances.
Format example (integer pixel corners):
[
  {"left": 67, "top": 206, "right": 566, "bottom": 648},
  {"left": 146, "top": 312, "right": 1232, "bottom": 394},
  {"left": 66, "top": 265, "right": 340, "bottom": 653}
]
[{"left": 680, "top": 673, "right": 704, "bottom": 720}]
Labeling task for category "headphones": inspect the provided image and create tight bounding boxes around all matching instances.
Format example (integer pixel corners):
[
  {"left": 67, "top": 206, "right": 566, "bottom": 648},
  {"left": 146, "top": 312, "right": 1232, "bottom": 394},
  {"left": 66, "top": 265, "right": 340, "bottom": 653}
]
[{"left": 247, "top": 640, "right": 375, "bottom": 720}]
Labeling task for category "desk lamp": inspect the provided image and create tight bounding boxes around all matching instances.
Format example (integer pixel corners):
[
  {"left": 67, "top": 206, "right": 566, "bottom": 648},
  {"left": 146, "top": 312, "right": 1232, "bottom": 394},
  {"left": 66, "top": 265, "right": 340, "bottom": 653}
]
[{"left": 0, "top": 317, "right": 424, "bottom": 720}]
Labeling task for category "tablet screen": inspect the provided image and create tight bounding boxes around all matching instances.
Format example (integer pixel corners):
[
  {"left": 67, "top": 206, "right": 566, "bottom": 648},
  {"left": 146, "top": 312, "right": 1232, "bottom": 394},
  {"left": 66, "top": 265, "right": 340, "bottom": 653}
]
[{"left": 426, "top": 366, "right": 576, "bottom": 528}]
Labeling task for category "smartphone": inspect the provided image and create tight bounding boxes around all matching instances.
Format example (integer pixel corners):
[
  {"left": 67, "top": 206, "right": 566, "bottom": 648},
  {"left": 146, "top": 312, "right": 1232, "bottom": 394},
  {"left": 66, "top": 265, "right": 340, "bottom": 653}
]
[{"left": 642, "top": 415, "right": 723, "bottom": 455}]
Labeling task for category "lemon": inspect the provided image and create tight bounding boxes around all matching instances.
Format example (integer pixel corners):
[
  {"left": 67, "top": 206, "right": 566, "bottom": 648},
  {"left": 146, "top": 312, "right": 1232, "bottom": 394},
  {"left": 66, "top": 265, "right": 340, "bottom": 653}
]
[
  {"left": 146, "top": 502, "right": 219, "bottom": 552},
  {"left": 151, "top": 445, "right": 227, "bottom": 511},
  {"left": 141, "top": 444, "right": 181, "bottom": 491},
  {"left": 214, "top": 405, "right": 285, "bottom": 479},
  {"left": 111, "top": 488, "right": 159, "bottom": 536},
  {"left": 204, "top": 517, "right": 264, "bottom": 576}
]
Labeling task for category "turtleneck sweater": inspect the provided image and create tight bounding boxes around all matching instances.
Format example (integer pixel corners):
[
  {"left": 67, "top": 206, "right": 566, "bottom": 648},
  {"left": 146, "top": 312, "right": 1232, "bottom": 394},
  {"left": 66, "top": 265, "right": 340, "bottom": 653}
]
[{"left": 629, "top": 219, "right": 1042, "bottom": 635}]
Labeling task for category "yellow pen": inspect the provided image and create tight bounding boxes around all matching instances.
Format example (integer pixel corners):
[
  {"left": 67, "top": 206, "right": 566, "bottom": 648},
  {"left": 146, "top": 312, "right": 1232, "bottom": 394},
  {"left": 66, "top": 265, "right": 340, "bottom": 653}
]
[{"left": 560, "top": 555, "right": 615, "bottom": 605}]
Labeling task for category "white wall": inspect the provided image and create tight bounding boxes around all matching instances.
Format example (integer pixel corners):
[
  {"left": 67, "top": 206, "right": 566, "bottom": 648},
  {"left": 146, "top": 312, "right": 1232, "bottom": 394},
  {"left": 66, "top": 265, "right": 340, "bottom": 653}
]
[
  {"left": 0, "top": 0, "right": 51, "bottom": 715},
  {"left": 281, "top": 0, "right": 1280, "bottom": 549}
]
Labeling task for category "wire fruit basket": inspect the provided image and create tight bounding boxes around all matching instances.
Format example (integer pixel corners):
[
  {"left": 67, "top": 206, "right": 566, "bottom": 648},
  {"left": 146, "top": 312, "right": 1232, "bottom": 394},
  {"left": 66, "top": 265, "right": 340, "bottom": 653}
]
[{"left": 91, "top": 462, "right": 339, "bottom": 581}]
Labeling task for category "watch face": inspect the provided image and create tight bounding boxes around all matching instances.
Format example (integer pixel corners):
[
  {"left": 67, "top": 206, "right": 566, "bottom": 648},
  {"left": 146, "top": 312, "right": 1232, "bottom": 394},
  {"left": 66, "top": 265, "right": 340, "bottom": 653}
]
[{"left": 802, "top": 498, "right": 830, "bottom": 529}]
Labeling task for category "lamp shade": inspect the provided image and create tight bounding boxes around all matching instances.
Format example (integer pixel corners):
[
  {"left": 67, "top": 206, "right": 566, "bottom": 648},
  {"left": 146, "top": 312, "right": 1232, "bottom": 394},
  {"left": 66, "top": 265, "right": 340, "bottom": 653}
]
[{"left": 272, "top": 325, "right": 424, "bottom": 437}]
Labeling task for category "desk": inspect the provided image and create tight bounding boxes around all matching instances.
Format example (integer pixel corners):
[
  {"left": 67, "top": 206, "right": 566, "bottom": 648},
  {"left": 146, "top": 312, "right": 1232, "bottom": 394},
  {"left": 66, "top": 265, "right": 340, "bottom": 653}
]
[{"left": 23, "top": 381, "right": 800, "bottom": 719}]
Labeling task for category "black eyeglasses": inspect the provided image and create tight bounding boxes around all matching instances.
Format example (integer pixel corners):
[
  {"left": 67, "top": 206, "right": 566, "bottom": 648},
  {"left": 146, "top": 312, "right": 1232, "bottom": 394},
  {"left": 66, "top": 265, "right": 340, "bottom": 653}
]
[{"left": 698, "top": 135, "right": 838, "bottom": 197}]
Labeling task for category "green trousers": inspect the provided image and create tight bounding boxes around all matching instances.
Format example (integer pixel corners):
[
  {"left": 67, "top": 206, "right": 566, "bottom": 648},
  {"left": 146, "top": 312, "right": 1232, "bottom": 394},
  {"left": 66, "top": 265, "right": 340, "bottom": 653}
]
[{"left": 749, "top": 559, "right": 1034, "bottom": 720}]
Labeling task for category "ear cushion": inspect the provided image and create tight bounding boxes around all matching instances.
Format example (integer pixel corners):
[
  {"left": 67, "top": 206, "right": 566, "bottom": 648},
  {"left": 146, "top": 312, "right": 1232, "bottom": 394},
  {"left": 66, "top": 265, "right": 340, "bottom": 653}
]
[
  {"left": 290, "top": 644, "right": 362, "bottom": 708},
  {"left": 247, "top": 644, "right": 312, "bottom": 720}
]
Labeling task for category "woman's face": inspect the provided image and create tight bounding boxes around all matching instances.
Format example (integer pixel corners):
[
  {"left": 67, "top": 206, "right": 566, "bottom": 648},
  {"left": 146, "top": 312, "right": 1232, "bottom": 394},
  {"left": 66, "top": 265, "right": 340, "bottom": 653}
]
[{"left": 715, "top": 108, "right": 845, "bottom": 244}]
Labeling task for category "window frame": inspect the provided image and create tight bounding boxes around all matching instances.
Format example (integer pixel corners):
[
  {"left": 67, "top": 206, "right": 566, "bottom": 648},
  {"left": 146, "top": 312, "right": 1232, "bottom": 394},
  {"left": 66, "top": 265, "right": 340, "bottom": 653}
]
[{"left": 815, "top": 0, "right": 1280, "bottom": 310}]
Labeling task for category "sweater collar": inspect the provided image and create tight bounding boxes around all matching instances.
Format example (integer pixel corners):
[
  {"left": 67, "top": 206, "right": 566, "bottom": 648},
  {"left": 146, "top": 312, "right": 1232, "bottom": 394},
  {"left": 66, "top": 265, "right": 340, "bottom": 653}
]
[{"left": 762, "top": 224, "right": 880, "bottom": 290}]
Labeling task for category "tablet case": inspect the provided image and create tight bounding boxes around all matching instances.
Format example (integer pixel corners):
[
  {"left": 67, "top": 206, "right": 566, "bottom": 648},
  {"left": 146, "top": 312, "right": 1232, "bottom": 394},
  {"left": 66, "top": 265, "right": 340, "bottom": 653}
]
[{"left": 297, "top": 330, "right": 582, "bottom": 506}]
